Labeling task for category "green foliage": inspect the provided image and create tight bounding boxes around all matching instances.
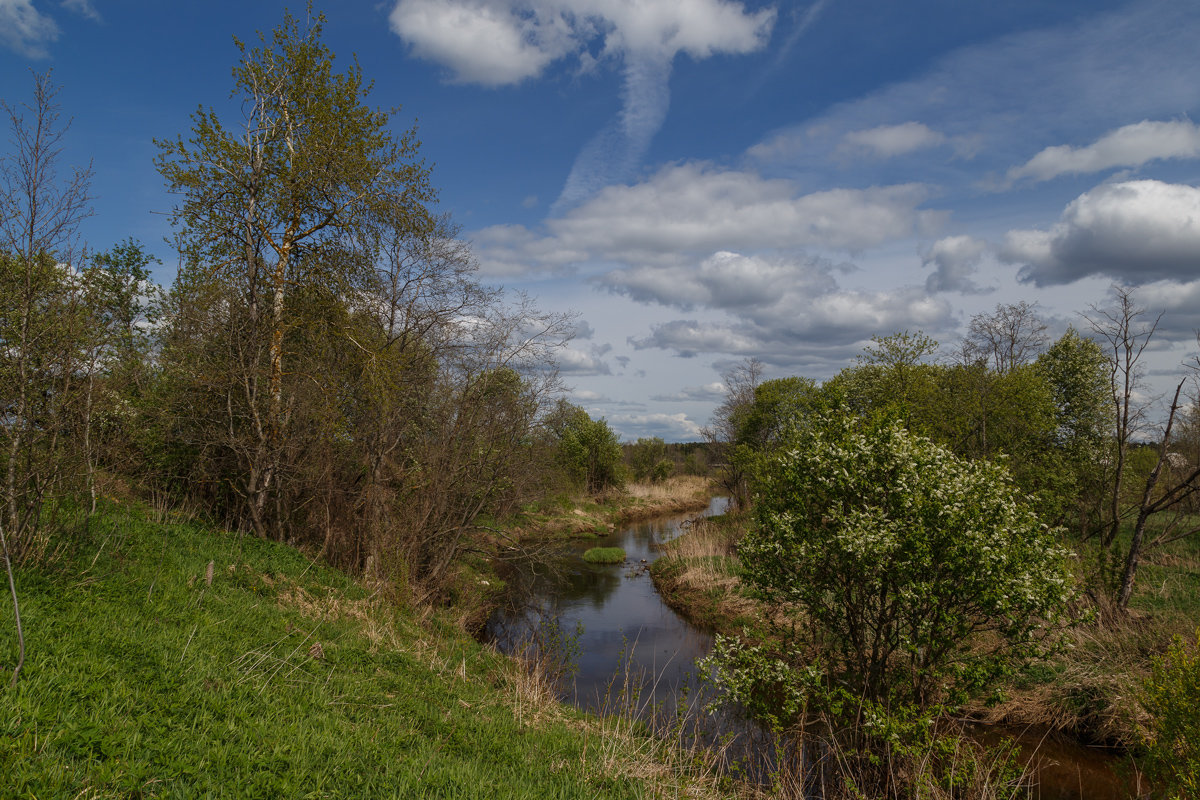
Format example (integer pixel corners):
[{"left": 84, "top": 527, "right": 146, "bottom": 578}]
[
  {"left": 546, "top": 401, "right": 625, "bottom": 494},
  {"left": 1141, "top": 630, "right": 1200, "bottom": 799},
  {"left": 582, "top": 547, "right": 626, "bottom": 564},
  {"left": 627, "top": 437, "right": 669, "bottom": 482},
  {"left": 705, "top": 637, "right": 1026, "bottom": 798},
  {"left": 1035, "top": 327, "right": 1111, "bottom": 531},
  {"left": 738, "top": 413, "right": 1074, "bottom": 708}
]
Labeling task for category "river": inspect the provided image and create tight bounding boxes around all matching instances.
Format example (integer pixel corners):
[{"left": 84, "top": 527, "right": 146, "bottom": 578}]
[{"left": 484, "top": 498, "right": 1142, "bottom": 799}]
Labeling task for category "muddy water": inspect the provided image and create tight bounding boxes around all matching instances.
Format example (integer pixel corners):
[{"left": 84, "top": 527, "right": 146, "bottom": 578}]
[{"left": 484, "top": 499, "right": 1142, "bottom": 799}]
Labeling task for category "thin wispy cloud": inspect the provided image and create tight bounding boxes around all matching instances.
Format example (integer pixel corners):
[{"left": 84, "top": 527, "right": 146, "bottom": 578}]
[
  {"left": 555, "top": 52, "right": 673, "bottom": 210},
  {"left": 0, "top": 0, "right": 58, "bottom": 58}
]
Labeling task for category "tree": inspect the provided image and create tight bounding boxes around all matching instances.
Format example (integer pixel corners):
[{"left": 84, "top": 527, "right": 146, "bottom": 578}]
[
  {"left": 837, "top": 331, "right": 940, "bottom": 426},
  {"left": 627, "top": 437, "right": 672, "bottom": 483},
  {"left": 963, "top": 300, "right": 1049, "bottom": 373},
  {"left": 1034, "top": 326, "right": 1111, "bottom": 532},
  {"left": 702, "top": 358, "right": 762, "bottom": 508},
  {"left": 0, "top": 72, "right": 94, "bottom": 686},
  {"left": 735, "top": 413, "right": 1073, "bottom": 709},
  {"left": 545, "top": 401, "right": 624, "bottom": 494},
  {"left": 155, "top": 8, "right": 434, "bottom": 538}
]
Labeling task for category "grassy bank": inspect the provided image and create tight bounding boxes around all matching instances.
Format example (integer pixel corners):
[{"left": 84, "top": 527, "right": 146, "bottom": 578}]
[
  {"left": 499, "top": 476, "right": 715, "bottom": 541},
  {"left": 651, "top": 511, "right": 1200, "bottom": 752},
  {"left": 0, "top": 502, "right": 726, "bottom": 799}
]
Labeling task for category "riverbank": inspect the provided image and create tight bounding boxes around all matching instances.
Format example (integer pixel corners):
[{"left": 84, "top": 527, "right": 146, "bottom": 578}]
[
  {"left": 650, "top": 510, "right": 1194, "bottom": 758},
  {"left": 0, "top": 501, "right": 731, "bottom": 798},
  {"left": 499, "top": 475, "right": 716, "bottom": 540}
]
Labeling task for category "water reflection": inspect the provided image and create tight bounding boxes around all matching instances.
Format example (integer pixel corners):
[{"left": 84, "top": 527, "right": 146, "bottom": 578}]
[{"left": 487, "top": 497, "right": 728, "bottom": 713}]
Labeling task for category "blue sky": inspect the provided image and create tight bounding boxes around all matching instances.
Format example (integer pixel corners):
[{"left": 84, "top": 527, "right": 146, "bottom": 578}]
[{"left": 3, "top": 0, "right": 1200, "bottom": 441}]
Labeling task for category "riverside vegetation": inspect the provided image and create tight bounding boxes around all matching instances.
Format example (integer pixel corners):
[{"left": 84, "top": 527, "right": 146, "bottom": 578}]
[
  {"left": 654, "top": 315, "right": 1200, "bottom": 798},
  {"left": 4, "top": 6, "right": 1200, "bottom": 800}
]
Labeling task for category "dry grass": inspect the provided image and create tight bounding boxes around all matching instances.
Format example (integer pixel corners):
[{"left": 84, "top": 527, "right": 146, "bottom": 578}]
[
  {"left": 654, "top": 515, "right": 764, "bottom": 634},
  {"left": 625, "top": 475, "right": 711, "bottom": 502}
]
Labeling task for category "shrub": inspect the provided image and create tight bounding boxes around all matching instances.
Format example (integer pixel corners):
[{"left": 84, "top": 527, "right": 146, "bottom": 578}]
[
  {"left": 737, "top": 413, "right": 1074, "bottom": 709},
  {"left": 1141, "top": 630, "right": 1200, "bottom": 799}
]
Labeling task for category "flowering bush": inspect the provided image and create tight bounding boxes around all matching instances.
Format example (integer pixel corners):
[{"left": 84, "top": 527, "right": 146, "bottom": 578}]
[{"left": 737, "top": 414, "right": 1075, "bottom": 708}]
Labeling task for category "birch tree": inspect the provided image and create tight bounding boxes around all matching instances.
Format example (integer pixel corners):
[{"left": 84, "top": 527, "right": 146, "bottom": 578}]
[{"left": 155, "top": 8, "right": 433, "bottom": 538}]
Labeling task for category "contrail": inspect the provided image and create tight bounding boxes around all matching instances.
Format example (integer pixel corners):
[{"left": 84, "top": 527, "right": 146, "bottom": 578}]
[{"left": 554, "top": 52, "right": 673, "bottom": 213}]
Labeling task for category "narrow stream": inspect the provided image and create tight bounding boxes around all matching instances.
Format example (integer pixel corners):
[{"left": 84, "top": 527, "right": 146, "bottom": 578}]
[{"left": 485, "top": 499, "right": 1142, "bottom": 799}]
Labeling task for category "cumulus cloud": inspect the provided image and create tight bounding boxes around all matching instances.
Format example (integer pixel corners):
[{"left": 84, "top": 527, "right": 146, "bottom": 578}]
[
  {"left": 1127, "top": 279, "right": 1200, "bottom": 340},
  {"left": 921, "top": 235, "right": 989, "bottom": 294},
  {"left": 391, "top": 1, "right": 775, "bottom": 207},
  {"left": 615, "top": 250, "right": 955, "bottom": 364},
  {"left": 1001, "top": 180, "right": 1200, "bottom": 286},
  {"left": 839, "top": 122, "right": 947, "bottom": 159},
  {"left": 0, "top": 0, "right": 58, "bottom": 58},
  {"left": 599, "top": 250, "right": 836, "bottom": 311},
  {"left": 557, "top": 165, "right": 935, "bottom": 255},
  {"left": 651, "top": 382, "right": 728, "bottom": 402},
  {"left": 1008, "top": 120, "right": 1200, "bottom": 183},
  {"left": 390, "top": 0, "right": 774, "bottom": 85},
  {"left": 557, "top": 343, "right": 613, "bottom": 375},
  {"left": 474, "top": 163, "right": 940, "bottom": 275},
  {"left": 608, "top": 412, "right": 703, "bottom": 441}
]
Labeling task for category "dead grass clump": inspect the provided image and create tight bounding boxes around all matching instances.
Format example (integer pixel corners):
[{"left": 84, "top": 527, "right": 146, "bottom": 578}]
[{"left": 277, "top": 583, "right": 408, "bottom": 653}]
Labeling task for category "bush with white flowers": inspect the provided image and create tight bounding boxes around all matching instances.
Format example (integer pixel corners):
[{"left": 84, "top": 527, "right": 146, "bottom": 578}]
[{"left": 736, "top": 413, "right": 1074, "bottom": 709}]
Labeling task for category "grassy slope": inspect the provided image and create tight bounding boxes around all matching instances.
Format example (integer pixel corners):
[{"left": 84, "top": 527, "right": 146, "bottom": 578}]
[{"left": 0, "top": 503, "right": 714, "bottom": 799}]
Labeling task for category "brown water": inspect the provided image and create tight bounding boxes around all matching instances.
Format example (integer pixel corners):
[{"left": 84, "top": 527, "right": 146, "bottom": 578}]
[{"left": 485, "top": 500, "right": 1143, "bottom": 799}]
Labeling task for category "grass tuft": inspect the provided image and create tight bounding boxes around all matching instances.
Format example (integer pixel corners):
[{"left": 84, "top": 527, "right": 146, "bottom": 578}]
[{"left": 582, "top": 547, "right": 626, "bottom": 564}]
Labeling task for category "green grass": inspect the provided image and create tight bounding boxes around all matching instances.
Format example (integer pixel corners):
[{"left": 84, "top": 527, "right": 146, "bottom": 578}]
[
  {"left": 0, "top": 503, "right": 702, "bottom": 799},
  {"left": 582, "top": 547, "right": 626, "bottom": 564}
]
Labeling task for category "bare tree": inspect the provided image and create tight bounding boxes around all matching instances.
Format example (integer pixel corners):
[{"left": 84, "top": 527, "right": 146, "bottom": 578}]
[
  {"left": 1114, "top": 376, "right": 1200, "bottom": 608},
  {"left": 964, "top": 300, "right": 1049, "bottom": 373},
  {"left": 702, "top": 358, "right": 763, "bottom": 509},
  {"left": 1084, "top": 288, "right": 1200, "bottom": 610},
  {"left": 1084, "top": 287, "right": 1160, "bottom": 556},
  {"left": 0, "top": 72, "right": 93, "bottom": 685}
]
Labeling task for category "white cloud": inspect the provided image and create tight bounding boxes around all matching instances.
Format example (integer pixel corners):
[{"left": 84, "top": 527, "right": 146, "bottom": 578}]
[
  {"left": 391, "top": 1, "right": 775, "bottom": 208},
  {"left": 61, "top": 0, "right": 99, "bottom": 22},
  {"left": 651, "top": 382, "right": 727, "bottom": 402},
  {"left": 1126, "top": 279, "right": 1200, "bottom": 339},
  {"left": 390, "top": 0, "right": 774, "bottom": 85},
  {"left": 389, "top": 0, "right": 571, "bottom": 86},
  {"left": 1008, "top": 120, "right": 1200, "bottom": 184},
  {"left": 840, "top": 122, "right": 947, "bottom": 159},
  {"left": 557, "top": 343, "right": 612, "bottom": 375},
  {"left": 613, "top": 250, "right": 955, "bottom": 363},
  {"left": 921, "top": 235, "right": 989, "bottom": 294},
  {"left": 608, "top": 412, "right": 703, "bottom": 441},
  {"left": 746, "top": 1, "right": 1200, "bottom": 183},
  {"left": 1001, "top": 180, "right": 1200, "bottom": 286},
  {"left": 0, "top": 0, "right": 58, "bottom": 58},
  {"left": 474, "top": 163, "right": 940, "bottom": 275},
  {"left": 553, "top": 163, "right": 937, "bottom": 258}
]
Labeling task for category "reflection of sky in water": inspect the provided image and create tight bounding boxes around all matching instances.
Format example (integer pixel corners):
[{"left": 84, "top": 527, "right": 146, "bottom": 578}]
[{"left": 488, "top": 497, "right": 729, "bottom": 713}]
